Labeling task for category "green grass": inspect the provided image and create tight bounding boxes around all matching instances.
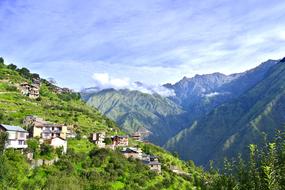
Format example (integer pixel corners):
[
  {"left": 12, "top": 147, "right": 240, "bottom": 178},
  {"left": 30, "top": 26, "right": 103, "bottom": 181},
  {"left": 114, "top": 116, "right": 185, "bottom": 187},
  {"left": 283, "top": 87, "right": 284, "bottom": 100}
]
[{"left": 68, "top": 139, "right": 95, "bottom": 153}]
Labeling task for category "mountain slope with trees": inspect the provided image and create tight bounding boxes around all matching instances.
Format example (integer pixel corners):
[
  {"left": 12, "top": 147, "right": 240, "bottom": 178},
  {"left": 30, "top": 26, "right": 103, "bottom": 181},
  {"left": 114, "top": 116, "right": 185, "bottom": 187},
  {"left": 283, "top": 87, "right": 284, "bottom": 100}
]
[
  {"left": 165, "top": 58, "right": 285, "bottom": 166},
  {"left": 86, "top": 89, "right": 189, "bottom": 145},
  {"left": 85, "top": 59, "right": 279, "bottom": 151}
]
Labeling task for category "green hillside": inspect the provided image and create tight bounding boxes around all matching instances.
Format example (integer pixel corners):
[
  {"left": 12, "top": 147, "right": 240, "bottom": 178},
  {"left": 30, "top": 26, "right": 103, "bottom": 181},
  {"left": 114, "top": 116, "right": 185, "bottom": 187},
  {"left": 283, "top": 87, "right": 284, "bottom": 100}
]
[
  {"left": 0, "top": 62, "right": 118, "bottom": 135},
  {"left": 0, "top": 59, "right": 208, "bottom": 190},
  {"left": 86, "top": 89, "right": 189, "bottom": 145},
  {"left": 165, "top": 59, "right": 285, "bottom": 166}
]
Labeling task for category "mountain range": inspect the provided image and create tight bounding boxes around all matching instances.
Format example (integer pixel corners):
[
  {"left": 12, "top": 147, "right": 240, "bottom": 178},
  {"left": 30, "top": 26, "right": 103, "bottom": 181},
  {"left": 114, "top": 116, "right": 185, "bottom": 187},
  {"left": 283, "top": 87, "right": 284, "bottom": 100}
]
[{"left": 83, "top": 58, "right": 284, "bottom": 166}]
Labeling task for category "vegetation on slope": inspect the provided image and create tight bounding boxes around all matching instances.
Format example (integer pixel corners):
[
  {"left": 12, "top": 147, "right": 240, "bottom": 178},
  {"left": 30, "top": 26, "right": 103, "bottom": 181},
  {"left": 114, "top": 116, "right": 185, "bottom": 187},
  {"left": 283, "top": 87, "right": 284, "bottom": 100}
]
[
  {"left": 165, "top": 59, "right": 285, "bottom": 166},
  {"left": 0, "top": 59, "right": 118, "bottom": 135},
  {"left": 86, "top": 89, "right": 189, "bottom": 145},
  {"left": 0, "top": 58, "right": 208, "bottom": 190},
  {"left": 205, "top": 130, "right": 285, "bottom": 190}
]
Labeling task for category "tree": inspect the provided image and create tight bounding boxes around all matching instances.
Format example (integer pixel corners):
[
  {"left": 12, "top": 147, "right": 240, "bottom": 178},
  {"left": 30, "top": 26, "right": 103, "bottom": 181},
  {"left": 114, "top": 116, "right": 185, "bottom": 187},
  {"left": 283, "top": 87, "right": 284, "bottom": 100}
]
[
  {"left": 0, "top": 57, "right": 4, "bottom": 68},
  {"left": 40, "top": 143, "right": 53, "bottom": 158},
  {"left": 27, "top": 138, "right": 39, "bottom": 155},
  {"left": 103, "top": 137, "right": 112, "bottom": 145},
  {"left": 31, "top": 73, "right": 40, "bottom": 79},
  {"left": 0, "top": 131, "right": 8, "bottom": 154},
  {"left": 7, "top": 64, "right": 17, "bottom": 70},
  {"left": 18, "top": 67, "right": 31, "bottom": 78}
]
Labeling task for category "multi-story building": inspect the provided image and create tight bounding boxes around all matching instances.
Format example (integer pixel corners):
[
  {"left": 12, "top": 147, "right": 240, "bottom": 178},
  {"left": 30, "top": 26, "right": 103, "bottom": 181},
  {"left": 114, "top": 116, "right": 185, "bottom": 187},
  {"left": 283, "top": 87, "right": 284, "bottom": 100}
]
[
  {"left": 91, "top": 132, "right": 106, "bottom": 148},
  {"left": 111, "top": 135, "right": 129, "bottom": 147},
  {"left": 0, "top": 124, "right": 28, "bottom": 149}
]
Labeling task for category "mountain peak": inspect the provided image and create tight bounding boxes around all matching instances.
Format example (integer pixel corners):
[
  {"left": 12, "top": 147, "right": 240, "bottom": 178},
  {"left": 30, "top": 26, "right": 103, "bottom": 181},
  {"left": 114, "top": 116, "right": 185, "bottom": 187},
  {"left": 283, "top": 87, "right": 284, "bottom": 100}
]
[{"left": 280, "top": 57, "right": 285, "bottom": 62}]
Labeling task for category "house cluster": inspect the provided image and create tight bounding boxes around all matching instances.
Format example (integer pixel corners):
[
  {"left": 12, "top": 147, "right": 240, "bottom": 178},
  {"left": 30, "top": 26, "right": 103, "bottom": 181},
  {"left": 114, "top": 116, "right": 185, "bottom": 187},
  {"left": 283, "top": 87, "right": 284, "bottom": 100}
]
[
  {"left": 23, "top": 116, "right": 76, "bottom": 153},
  {"left": 121, "top": 147, "right": 161, "bottom": 173},
  {"left": 0, "top": 119, "right": 162, "bottom": 173},
  {"left": 19, "top": 79, "right": 41, "bottom": 99},
  {"left": 0, "top": 116, "right": 76, "bottom": 155},
  {"left": 91, "top": 133, "right": 129, "bottom": 149},
  {"left": 90, "top": 131, "right": 161, "bottom": 173},
  {"left": 53, "top": 86, "right": 74, "bottom": 94}
]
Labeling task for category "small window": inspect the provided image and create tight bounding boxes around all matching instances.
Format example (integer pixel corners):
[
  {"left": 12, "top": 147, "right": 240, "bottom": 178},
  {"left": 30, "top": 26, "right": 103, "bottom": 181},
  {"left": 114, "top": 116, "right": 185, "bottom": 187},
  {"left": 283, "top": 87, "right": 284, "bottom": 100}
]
[
  {"left": 19, "top": 132, "right": 25, "bottom": 138},
  {"left": 18, "top": 140, "right": 24, "bottom": 145}
]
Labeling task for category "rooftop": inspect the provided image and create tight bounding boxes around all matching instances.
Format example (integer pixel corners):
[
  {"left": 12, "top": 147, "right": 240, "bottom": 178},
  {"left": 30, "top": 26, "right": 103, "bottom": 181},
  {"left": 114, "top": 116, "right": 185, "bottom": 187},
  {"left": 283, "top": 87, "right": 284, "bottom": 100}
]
[{"left": 0, "top": 124, "right": 27, "bottom": 132}]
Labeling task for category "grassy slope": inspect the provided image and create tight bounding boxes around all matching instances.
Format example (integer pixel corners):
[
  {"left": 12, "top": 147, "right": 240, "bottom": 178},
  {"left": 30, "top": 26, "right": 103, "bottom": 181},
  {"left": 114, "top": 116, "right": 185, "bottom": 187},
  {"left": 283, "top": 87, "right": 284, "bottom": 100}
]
[{"left": 0, "top": 65, "right": 118, "bottom": 135}]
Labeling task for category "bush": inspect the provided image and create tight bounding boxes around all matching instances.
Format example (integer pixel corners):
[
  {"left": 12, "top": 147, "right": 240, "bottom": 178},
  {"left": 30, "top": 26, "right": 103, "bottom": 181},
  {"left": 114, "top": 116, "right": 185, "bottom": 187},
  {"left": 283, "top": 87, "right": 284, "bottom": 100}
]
[{"left": 5, "top": 84, "right": 17, "bottom": 92}]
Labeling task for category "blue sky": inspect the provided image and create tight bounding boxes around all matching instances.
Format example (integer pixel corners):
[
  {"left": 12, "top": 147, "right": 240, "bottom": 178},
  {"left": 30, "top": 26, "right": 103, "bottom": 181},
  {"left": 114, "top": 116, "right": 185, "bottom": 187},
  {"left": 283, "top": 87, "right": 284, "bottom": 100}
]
[{"left": 0, "top": 0, "right": 285, "bottom": 91}]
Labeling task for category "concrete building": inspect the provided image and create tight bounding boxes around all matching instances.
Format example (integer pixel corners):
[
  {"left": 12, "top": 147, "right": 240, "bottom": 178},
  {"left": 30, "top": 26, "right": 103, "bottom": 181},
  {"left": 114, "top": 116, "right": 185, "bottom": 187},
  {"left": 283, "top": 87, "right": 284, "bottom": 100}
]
[
  {"left": 91, "top": 132, "right": 106, "bottom": 148},
  {"left": 24, "top": 116, "right": 70, "bottom": 140},
  {"left": 0, "top": 124, "right": 28, "bottom": 149},
  {"left": 121, "top": 147, "right": 142, "bottom": 159},
  {"left": 111, "top": 135, "right": 129, "bottom": 147}
]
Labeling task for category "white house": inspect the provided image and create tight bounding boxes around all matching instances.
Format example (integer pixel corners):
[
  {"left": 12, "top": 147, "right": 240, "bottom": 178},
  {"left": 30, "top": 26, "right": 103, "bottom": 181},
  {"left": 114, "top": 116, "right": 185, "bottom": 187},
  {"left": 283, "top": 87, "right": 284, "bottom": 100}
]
[
  {"left": 91, "top": 132, "right": 106, "bottom": 148},
  {"left": 0, "top": 124, "right": 28, "bottom": 149},
  {"left": 50, "top": 137, "right": 67, "bottom": 153}
]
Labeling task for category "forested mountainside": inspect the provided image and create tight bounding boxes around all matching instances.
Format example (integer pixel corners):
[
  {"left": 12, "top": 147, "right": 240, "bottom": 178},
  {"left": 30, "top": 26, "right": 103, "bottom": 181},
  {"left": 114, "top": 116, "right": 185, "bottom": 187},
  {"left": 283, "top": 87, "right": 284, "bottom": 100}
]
[
  {"left": 84, "top": 59, "right": 280, "bottom": 150},
  {"left": 85, "top": 88, "right": 188, "bottom": 146},
  {"left": 165, "top": 59, "right": 278, "bottom": 120},
  {"left": 165, "top": 58, "right": 285, "bottom": 166},
  {"left": 0, "top": 58, "right": 209, "bottom": 190}
]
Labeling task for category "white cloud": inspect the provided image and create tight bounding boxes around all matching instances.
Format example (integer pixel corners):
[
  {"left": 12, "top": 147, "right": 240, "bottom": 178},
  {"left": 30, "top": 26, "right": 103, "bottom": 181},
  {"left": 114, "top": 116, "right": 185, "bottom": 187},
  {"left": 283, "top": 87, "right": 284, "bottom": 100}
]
[
  {"left": 92, "top": 72, "right": 175, "bottom": 97},
  {"left": 92, "top": 73, "right": 130, "bottom": 89}
]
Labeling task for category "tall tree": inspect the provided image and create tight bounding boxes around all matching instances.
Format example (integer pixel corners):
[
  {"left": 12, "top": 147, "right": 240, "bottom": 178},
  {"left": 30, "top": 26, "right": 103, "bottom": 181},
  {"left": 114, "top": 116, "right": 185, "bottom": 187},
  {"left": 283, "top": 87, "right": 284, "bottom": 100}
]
[{"left": 0, "top": 131, "right": 8, "bottom": 154}]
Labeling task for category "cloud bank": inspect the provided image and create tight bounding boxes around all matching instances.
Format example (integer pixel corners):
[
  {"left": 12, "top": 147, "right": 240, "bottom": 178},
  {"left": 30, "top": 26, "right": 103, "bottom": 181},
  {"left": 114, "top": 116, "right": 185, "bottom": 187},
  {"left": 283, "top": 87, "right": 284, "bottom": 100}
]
[{"left": 92, "top": 72, "right": 175, "bottom": 97}]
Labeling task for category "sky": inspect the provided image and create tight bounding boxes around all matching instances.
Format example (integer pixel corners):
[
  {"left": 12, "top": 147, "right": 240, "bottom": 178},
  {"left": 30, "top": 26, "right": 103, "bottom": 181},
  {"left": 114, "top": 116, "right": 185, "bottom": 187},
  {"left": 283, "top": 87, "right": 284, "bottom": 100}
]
[{"left": 0, "top": 0, "right": 285, "bottom": 92}]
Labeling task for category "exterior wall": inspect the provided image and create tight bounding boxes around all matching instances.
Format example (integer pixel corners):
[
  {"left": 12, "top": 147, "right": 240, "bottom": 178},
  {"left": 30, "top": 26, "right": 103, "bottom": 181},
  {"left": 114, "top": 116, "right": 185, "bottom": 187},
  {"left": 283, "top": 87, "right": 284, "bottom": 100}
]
[
  {"left": 7, "top": 131, "right": 17, "bottom": 139},
  {"left": 50, "top": 138, "right": 67, "bottom": 153},
  {"left": 149, "top": 164, "right": 161, "bottom": 173},
  {"left": 60, "top": 126, "right": 67, "bottom": 139},
  {"left": 123, "top": 152, "right": 141, "bottom": 159},
  {"left": 33, "top": 126, "right": 42, "bottom": 138},
  {"left": 6, "top": 139, "right": 28, "bottom": 149},
  {"left": 112, "top": 137, "right": 129, "bottom": 147},
  {"left": 92, "top": 132, "right": 106, "bottom": 148},
  {"left": 5, "top": 131, "right": 28, "bottom": 149}
]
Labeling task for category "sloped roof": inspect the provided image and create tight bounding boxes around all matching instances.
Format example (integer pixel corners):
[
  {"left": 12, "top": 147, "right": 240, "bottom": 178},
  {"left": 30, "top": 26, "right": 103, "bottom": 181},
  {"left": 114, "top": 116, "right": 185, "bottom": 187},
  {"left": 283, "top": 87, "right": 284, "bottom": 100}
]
[
  {"left": 0, "top": 124, "right": 27, "bottom": 132},
  {"left": 121, "top": 148, "right": 139, "bottom": 154}
]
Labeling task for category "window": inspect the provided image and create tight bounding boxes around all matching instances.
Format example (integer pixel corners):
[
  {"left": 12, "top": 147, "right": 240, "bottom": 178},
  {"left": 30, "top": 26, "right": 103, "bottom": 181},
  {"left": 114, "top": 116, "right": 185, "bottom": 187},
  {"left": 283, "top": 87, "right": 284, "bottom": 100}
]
[
  {"left": 19, "top": 132, "right": 25, "bottom": 138},
  {"left": 18, "top": 140, "right": 24, "bottom": 145}
]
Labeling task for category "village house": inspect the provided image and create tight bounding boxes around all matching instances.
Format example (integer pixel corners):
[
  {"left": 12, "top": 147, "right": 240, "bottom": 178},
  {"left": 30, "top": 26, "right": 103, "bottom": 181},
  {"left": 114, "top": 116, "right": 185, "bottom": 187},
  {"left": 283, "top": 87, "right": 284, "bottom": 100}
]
[
  {"left": 53, "top": 86, "right": 74, "bottom": 94},
  {"left": 130, "top": 132, "right": 142, "bottom": 141},
  {"left": 23, "top": 116, "right": 71, "bottom": 140},
  {"left": 91, "top": 132, "right": 106, "bottom": 148},
  {"left": 49, "top": 137, "right": 67, "bottom": 153},
  {"left": 169, "top": 165, "right": 189, "bottom": 175},
  {"left": 20, "top": 82, "right": 40, "bottom": 99},
  {"left": 0, "top": 124, "right": 29, "bottom": 149},
  {"left": 66, "top": 125, "right": 77, "bottom": 138},
  {"left": 23, "top": 116, "right": 70, "bottom": 153},
  {"left": 111, "top": 135, "right": 129, "bottom": 147},
  {"left": 142, "top": 155, "right": 162, "bottom": 173},
  {"left": 121, "top": 147, "right": 143, "bottom": 159},
  {"left": 146, "top": 160, "right": 162, "bottom": 173}
]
